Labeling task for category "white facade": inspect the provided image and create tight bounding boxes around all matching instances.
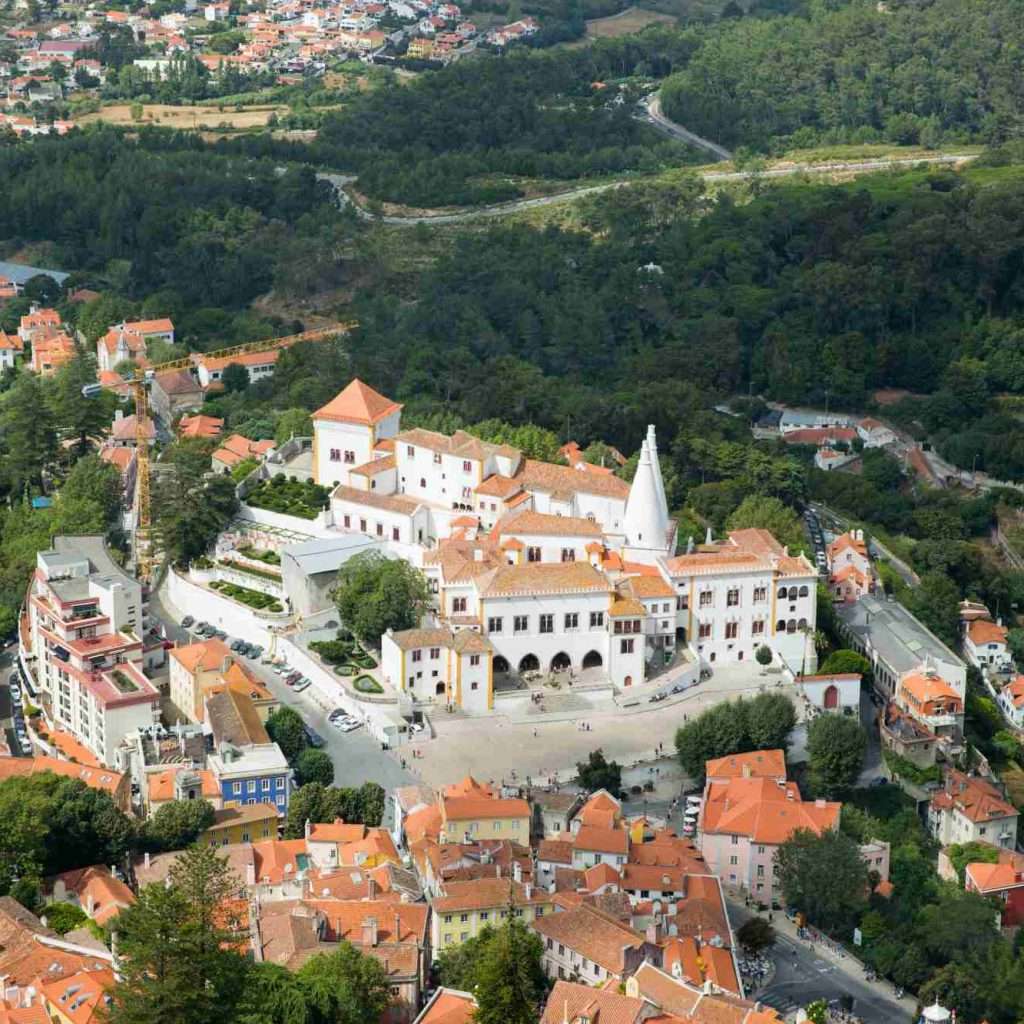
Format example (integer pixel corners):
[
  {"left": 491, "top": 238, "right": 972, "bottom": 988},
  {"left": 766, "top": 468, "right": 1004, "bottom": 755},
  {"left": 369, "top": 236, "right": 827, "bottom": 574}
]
[
  {"left": 799, "top": 673, "right": 861, "bottom": 715},
  {"left": 26, "top": 544, "right": 160, "bottom": 766}
]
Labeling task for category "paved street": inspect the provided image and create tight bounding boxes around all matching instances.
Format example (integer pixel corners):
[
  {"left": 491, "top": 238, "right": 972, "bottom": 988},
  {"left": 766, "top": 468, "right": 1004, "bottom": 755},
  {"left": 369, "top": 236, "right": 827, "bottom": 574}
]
[{"left": 729, "top": 903, "right": 913, "bottom": 1024}]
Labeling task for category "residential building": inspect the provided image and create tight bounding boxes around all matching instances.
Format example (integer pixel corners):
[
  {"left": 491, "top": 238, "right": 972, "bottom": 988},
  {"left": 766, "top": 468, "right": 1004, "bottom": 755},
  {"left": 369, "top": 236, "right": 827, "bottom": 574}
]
[
  {"left": 837, "top": 592, "right": 966, "bottom": 703},
  {"left": 532, "top": 902, "right": 659, "bottom": 984},
  {"left": 207, "top": 742, "right": 292, "bottom": 815},
  {"left": 29, "top": 329, "right": 76, "bottom": 376},
  {"left": 964, "top": 848, "right": 1024, "bottom": 927},
  {"left": 998, "top": 675, "right": 1024, "bottom": 728},
  {"left": 894, "top": 668, "right": 964, "bottom": 747},
  {"left": 827, "top": 530, "right": 874, "bottom": 603},
  {"left": 149, "top": 369, "right": 204, "bottom": 422},
  {"left": 0, "top": 329, "right": 23, "bottom": 370},
  {"left": 700, "top": 758, "right": 841, "bottom": 903},
  {"left": 430, "top": 877, "right": 553, "bottom": 952},
  {"left": 0, "top": 755, "right": 130, "bottom": 812},
  {"left": 24, "top": 540, "right": 161, "bottom": 767},
  {"left": 438, "top": 776, "right": 530, "bottom": 843},
  {"left": 928, "top": 770, "right": 1018, "bottom": 849},
  {"left": 108, "top": 411, "right": 156, "bottom": 448},
  {"left": 624, "top": 962, "right": 782, "bottom": 1023},
  {"left": 856, "top": 418, "right": 897, "bottom": 448},
  {"left": 539, "top": 981, "right": 646, "bottom": 1024},
  {"left": 705, "top": 749, "right": 786, "bottom": 786},
  {"left": 47, "top": 866, "right": 135, "bottom": 928},
  {"left": 211, "top": 434, "right": 276, "bottom": 474},
  {"left": 879, "top": 702, "right": 939, "bottom": 769},
  {"left": 255, "top": 900, "right": 430, "bottom": 1023},
  {"left": 202, "top": 802, "right": 279, "bottom": 846},
  {"left": 531, "top": 790, "right": 583, "bottom": 839},
  {"left": 144, "top": 765, "right": 221, "bottom": 814},
  {"left": 169, "top": 638, "right": 232, "bottom": 722},
  {"left": 964, "top": 618, "right": 1012, "bottom": 674},
  {"left": 39, "top": 967, "right": 117, "bottom": 1024},
  {"left": 177, "top": 414, "right": 224, "bottom": 440},
  {"left": 414, "top": 989, "right": 476, "bottom": 1024},
  {"left": 192, "top": 348, "right": 284, "bottom": 388}
]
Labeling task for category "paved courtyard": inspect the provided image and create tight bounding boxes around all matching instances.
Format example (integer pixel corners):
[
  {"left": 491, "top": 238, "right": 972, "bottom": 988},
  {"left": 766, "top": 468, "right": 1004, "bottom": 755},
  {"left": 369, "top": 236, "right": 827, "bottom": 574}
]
[{"left": 399, "top": 663, "right": 800, "bottom": 790}]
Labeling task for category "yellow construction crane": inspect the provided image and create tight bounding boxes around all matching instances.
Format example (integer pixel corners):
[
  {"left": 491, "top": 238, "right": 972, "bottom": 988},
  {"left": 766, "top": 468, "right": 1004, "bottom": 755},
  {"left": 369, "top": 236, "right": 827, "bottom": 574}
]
[{"left": 84, "top": 323, "right": 355, "bottom": 585}]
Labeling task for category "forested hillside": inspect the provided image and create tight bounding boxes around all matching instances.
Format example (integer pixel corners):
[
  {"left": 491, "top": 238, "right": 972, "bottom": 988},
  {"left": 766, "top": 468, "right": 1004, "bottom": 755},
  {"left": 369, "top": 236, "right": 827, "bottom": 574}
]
[
  {"left": 342, "top": 161, "right": 1024, "bottom": 476},
  {"left": 661, "top": 0, "right": 1024, "bottom": 151},
  {"left": 310, "top": 34, "right": 701, "bottom": 205}
]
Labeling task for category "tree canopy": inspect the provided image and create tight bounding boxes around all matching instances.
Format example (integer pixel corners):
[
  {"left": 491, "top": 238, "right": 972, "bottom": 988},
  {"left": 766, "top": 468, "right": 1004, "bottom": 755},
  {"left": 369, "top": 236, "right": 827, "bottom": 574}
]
[{"left": 332, "top": 550, "right": 431, "bottom": 645}]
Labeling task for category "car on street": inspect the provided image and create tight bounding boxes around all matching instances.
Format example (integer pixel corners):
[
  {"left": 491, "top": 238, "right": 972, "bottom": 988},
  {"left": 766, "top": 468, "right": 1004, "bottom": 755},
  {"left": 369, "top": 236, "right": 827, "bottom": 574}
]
[
  {"left": 333, "top": 717, "right": 360, "bottom": 732},
  {"left": 230, "top": 640, "right": 245, "bottom": 653},
  {"left": 274, "top": 663, "right": 290, "bottom": 675},
  {"left": 649, "top": 691, "right": 667, "bottom": 703},
  {"left": 409, "top": 721, "right": 426, "bottom": 735},
  {"left": 249, "top": 645, "right": 264, "bottom": 659},
  {"left": 304, "top": 724, "right": 324, "bottom": 747},
  {"left": 292, "top": 678, "right": 311, "bottom": 693},
  {"left": 181, "top": 616, "right": 194, "bottom": 629}
]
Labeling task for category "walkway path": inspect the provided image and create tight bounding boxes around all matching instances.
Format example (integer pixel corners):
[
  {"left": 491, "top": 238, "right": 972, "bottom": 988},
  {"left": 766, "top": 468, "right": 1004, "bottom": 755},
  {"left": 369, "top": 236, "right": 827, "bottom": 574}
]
[{"left": 641, "top": 92, "right": 733, "bottom": 161}]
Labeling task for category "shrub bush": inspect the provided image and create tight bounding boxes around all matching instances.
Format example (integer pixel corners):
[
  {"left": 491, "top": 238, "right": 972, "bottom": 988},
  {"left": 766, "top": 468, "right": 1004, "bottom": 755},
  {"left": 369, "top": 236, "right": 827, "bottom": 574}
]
[{"left": 354, "top": 674, "right": 383, "bottom": 694}]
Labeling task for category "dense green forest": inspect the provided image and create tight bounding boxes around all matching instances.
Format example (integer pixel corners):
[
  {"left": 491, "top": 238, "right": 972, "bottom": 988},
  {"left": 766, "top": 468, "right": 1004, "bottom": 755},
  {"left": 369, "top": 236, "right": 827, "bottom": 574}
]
[
  {"left": 661, "top": 0, "right": 1024, "bottom": 151},
  {"left": 308, "top": 35, "right": 701, "bottom": 205}
]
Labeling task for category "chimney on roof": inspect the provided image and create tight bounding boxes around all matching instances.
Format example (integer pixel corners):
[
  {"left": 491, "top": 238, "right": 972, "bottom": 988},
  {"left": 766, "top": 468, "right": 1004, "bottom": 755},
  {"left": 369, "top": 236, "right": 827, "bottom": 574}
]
[
  {"left": 363, "top": 917, "right": 378, "bottom": 947},
  {"left": 815, "top": 799, "right": 826, "bottom": 808},
  {"left": 705, "top": 527, "right": 713, "bottom": 546},
  {"left": 245, "top": 862, "right": 256, "bottom": 887},
  {"left": 786, "top": 790, "right": 794, "bottom": 801},
  {"left": 143, "top": 851, "right": 150, "bottom": 869},
  {"left": 513, "top": 861, "right": 522, "bottom": 883},
  {"left": 474, "top": 549, "right": 484, "bottom": 562},
  {"left": 741, "top": 764, "right": 751, "bottom": 779},
  {"left": 305, "top": 819, "right": 311, "bottom": 840}
]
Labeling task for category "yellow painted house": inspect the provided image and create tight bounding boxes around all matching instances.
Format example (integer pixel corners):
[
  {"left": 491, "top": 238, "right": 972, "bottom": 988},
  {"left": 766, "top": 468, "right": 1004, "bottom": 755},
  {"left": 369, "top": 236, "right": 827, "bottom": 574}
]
[
  {"left": 439, "top": 776, "right": 531, "bottom": 844},
  {"left": 202, "top": 801, "right": 279, "bottom": 846},
  {"left": 431, "top": 877, "right": 554, "bottom": 951}
]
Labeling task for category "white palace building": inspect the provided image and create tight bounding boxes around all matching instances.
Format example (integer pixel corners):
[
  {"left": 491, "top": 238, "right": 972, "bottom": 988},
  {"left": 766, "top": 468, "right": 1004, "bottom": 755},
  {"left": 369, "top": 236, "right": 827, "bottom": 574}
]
[{"left": 310, "top": 380, "right": 818, "bottom": 713}]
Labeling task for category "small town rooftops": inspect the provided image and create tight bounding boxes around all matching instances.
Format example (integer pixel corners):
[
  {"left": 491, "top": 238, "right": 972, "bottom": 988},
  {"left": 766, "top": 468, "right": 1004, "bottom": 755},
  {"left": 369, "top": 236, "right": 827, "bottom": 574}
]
[
  {"left": 478, "top": 561, "right": 610, "bottom": 598},
  {"left": 968, "top": 619, "right": 1008, "bottom": 646}
]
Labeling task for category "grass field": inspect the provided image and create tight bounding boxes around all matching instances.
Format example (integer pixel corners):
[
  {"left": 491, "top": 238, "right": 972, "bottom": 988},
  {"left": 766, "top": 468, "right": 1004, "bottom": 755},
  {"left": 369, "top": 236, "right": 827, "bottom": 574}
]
[
  {"left": 584, "top": 6, "right": 677, "bottom": 38},
  {"left": 77, "top": 103, "right": 287, "bottom": 130}
]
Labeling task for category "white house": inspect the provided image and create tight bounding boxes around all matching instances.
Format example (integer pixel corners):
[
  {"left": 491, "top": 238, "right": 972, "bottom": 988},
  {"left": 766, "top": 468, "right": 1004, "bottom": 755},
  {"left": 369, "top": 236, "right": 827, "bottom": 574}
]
[
  {"left": 857, "top": 418, "right": 897, "bottom": 448},
  {"left": 998, "top": 675, "right": 1024, "bottom": 728},
  {"left": 964, "top": 618, "right": 1012, "bottom": 674}
]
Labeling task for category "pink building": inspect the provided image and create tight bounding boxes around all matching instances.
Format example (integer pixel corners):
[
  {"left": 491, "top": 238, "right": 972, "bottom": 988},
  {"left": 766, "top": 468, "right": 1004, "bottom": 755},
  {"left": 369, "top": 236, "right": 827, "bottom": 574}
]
[{"left": 700, "top": 753, "right": 841, "bottom": 904}]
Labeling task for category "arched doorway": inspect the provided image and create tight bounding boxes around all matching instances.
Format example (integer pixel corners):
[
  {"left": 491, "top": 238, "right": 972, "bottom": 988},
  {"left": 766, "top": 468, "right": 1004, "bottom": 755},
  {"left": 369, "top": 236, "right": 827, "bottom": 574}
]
[
  {"left": 551, "top": 652, "right": 571, "bottom": 672},
  {"left": 435, "top": 682, "right": 446, "bottom": 696},
  {"left": 823, "top": 684, "right": 839, "bottom": 710},
  {"left": 493, "top": 655, "right": 510, "bottom": 674},
  {"left": 519, "top": 654, "right": 540, "bottom": 673},
  {"left": 582, "top": 650, "right": 603, "bottom": 669}
]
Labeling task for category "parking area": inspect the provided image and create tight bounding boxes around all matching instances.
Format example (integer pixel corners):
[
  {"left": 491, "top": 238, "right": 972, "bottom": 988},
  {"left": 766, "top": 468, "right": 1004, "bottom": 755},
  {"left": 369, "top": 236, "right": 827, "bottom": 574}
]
[{"left": 1, "top": 642, "right": 32, "bottom": 756}]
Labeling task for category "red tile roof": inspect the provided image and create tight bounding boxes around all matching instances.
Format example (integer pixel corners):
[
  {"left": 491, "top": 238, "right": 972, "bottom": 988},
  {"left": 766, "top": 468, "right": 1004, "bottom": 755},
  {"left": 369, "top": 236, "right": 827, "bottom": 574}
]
[{"left": 313, "top": 378, "right": 402, "bottom": 426}]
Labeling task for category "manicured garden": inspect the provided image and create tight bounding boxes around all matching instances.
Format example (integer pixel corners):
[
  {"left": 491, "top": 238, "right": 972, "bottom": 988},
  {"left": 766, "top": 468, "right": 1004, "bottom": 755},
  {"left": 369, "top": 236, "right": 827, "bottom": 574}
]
[
  {"left": 310, "top": 633, "right": 378, "bottom": 681},
  {"left": 219, "top": 558, "right": 282, "bottom": 582},
  {"left": 210, "top": 580, "right": 284, "bottom": 613},
  {"left": 245, "top": 476, "right": 331, "bottom": 520},
  {"left": 238, "top": 545, "right": 281, "bottom": 565},
  {"left": 354, "top": 674, "right": 383, "bottom": 694}
]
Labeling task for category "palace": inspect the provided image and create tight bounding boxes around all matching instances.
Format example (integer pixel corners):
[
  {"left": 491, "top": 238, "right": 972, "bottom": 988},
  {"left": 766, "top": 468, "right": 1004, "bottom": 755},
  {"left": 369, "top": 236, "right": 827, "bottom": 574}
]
[{"left": 310, "top": 380, "right": 818, "bottom": 710}]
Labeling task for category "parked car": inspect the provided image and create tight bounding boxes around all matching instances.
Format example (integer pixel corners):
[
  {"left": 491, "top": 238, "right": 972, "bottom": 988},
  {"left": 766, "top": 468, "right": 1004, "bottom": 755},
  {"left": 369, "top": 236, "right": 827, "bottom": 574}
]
[
  {"left": 181, "top": 616, "right": 194, "bottom": 629},
  {"left": 304, "top": 724, "right": 324, "bottom": 747},
  {"left": 214, "top": 630, "right": 227, "bottom": 641},
  {"left": 292, "top": 678, "right": 311, "bottom": 693},
  {"left": 249, "top": 645, "right": 264, "bottom": 659},
  {"left": 335, "top": 718, "right": 360, "bottom": 732}
]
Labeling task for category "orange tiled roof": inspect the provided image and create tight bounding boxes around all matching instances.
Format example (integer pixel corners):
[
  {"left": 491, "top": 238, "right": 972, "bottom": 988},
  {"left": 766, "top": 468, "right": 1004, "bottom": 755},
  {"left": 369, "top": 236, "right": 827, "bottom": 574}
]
[
  {"left": 147, "top": 767, "right": 219, "bottom": 803},
  {"left": 702, "top": 777, "right": 840, "bottom": 845},
  {"left": 931, "top": 770, "right": 1017, "bottom": 824},
  {"left": 540, "top": 981, "right": 645, "bottom": 1024},
  {"left": 0, "top": 755, "right": 121, "bottom": 793},
  {"left": 899, "top": 671, "right": 961, "bottom": 706},
  {"left": 705, "top": 749, "right": 786, "bottom": 781},
  {"left": 170, "top": 638, "right": 231, "bottom": 674},
  {"left": 416, "top": 989, "right": 477, "bottom": 1024},
  {"left": 178, "top": 414, "right": 224, "bottom": 439},
  {"left": 532, "top": 903, "right": 644, "bottom": 975},
  {"left": 969, "top": 619, "right": 1008, "bottom": 646},
  {"left": 432, "top": 877, "right": 548, "bottom": 913},
  {"left": 313, "top": 378, "right": 402, "bottom": 426}
]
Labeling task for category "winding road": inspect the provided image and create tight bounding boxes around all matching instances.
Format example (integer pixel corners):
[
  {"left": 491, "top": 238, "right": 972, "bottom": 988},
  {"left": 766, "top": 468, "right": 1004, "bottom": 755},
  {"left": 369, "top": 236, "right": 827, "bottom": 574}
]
[{"left": 322, "top": 93, "right": 979, "bottom": 226}]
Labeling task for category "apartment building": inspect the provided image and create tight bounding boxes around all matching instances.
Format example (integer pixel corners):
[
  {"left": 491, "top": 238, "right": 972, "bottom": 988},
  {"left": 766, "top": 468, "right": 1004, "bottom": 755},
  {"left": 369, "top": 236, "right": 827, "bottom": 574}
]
[
  {"left": 430, "top": 876, "right": 554, "bottom": 953},
  {"left": 25, "top": 541, "right": 160, "bottom": 766}
]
